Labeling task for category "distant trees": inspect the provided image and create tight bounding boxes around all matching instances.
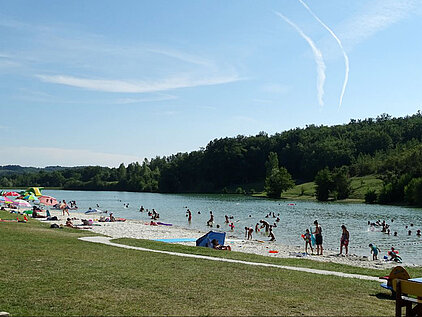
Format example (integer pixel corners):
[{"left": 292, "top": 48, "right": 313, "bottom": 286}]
[
  {"left": 1, "top": 112, "right": 422, "bottom": 207},
  {"left": 264, "top": 152, "right": 294, "bottom": 198},
  {"left": 314, "top": 166, "right": 351, "bottom": 201}
]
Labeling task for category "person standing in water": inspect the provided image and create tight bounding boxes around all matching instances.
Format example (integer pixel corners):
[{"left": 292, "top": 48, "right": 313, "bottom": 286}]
[
  {"left": 339, "top": 225, "right": 349, "bottom": 255},
  {"left": 207, "top": 211, "right": 214, "bottom": 226},
  {"left": 313, "top": 220, "right": 323, "bottom": 255},
  {"left": 186, "top": 209, "right": 192, "bottom": 223}
]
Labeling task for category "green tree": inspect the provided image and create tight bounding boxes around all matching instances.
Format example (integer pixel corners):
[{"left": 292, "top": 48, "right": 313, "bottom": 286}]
[
  {"left": 404, "top": 177, "right": 422, "bottom": 206},
  {"left": 265, "top": 166, "right": 294, "bottom": 198},
  {"left": 265, "top": 152, "right": 279, "bottom": 176},
  {"left": 332, "top": 166, "right": 351, "bottom": 200},
  {"left": 314, "top": 167, "right": 334, "bottom": 201},
  {"left": 365, "top": 189, "right": 378, "bottom": 204}
]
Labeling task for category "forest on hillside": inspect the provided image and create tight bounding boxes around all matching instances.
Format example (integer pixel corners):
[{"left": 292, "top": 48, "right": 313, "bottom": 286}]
[{"left": 1, "top": 112, "right": 422, "bottom": 206}]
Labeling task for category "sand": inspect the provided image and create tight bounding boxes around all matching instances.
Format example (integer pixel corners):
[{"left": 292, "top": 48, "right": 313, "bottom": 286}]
[{"left": 32, "top": 208, "right": 406, "bottom": 270}]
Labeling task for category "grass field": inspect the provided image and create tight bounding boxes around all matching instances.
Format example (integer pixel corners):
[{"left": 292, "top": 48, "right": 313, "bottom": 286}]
[
  {"left": 254, "top": 174, "right": 384, "bottom": 202},
  {"left": 1, "top": 209, "right": 419, "bottom": 316}
]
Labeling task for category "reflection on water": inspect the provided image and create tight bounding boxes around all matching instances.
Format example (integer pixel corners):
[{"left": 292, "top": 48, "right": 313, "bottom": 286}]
[{"left": 44, "top": 190, "right": 422, "bottom": 265}]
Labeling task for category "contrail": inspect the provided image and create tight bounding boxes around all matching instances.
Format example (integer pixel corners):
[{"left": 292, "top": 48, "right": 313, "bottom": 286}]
[
  {"left": 298, "top": 0, "right": 349, "bottom": 109},
  {"left": 274, "top": 11, "right": 326, "bottom": 107}
]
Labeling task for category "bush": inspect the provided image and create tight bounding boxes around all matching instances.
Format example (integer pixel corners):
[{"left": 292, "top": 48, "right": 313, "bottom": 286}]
[
  {"left": 235, "top": 187, "right": 246, "bottom": 195},
  {"left": 404, "top": 177, "right": 422, "bottom": 206},
  {"left": 364, "top": 189, "right": 378, "bottom": 204}
]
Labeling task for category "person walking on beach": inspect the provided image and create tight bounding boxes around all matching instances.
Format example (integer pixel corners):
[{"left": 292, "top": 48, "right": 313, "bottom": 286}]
[
  {"left": 313, "top": 220, "right": 323, "bottom": 255},
  {"left": 339, "top": 225, "right": 349, "bottom": 255}
]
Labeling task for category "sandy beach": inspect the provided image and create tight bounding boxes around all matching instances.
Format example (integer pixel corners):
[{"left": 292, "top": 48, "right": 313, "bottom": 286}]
[{"left": 32, "top": 208, "right": 406, "bottom": 270}]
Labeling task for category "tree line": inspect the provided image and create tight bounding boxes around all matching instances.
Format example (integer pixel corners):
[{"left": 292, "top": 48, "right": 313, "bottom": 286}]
[{"left": 1, "top": 112, "right": 422, "bottom": 206}]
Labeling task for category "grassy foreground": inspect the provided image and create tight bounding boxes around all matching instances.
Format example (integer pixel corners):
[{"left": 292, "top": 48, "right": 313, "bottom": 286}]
[{"left": 0, "top": 210, "right": 414, "bottom": 316}]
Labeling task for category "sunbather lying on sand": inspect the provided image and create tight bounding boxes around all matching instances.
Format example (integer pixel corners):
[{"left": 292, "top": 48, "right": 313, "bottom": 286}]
[{"left": 211, "top": 239, "right": 231, "bottom": 251}]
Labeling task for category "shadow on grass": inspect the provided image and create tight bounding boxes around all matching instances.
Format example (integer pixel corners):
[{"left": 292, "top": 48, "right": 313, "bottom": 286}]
[{"left": 371, "top": 292, "right": 394, "bottom": 301}]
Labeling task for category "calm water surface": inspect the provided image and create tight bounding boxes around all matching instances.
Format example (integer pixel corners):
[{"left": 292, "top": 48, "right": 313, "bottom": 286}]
[{"left": 44, "top": 190, "right": 422, "bottom": 265}]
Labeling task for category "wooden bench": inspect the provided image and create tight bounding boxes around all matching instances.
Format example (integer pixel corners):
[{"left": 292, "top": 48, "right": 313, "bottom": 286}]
[
  {"left": 393, "top": 279, "right": 422, "bottom": 317},
  {"left": 380, "top": 266, "right": 411, "bottom": 296}
]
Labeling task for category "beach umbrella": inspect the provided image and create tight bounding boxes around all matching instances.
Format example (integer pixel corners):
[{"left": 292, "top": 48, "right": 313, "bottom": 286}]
[
  {"left": 12, "top": 199, "right": 31, "bottom": 208},
  {"left": 39, "top": 195, "right": 58, "bottom": 206},
  {"left": 3, "top": 191, "right": 20, "bottom": 197},
  {"left": 22, "top": 193, "right": 38, "bottom": 202},
  {"left": 3, "top": 197, "right": 14, "bottom": 204}
]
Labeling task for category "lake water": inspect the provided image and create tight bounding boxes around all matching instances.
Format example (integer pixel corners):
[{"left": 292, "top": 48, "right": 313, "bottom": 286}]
[{"left": 44, "top": 190, "right": 422, "bottom": 265}]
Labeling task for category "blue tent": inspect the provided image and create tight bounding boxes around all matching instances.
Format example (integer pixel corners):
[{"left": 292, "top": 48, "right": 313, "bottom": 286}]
[{"left": 196, "top": 231, "right": 226, "bottom": 248}]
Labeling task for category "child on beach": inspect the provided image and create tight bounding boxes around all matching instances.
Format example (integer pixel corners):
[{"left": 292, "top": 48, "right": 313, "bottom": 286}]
[
  {"left": 388, "top": 247, "right": 402, "bottom": 263},
  {"left": 302, "top": 229, "right": 313, "bottom": 254},
  {"left": 244, "top": 227, "right": 253, "bottom": 240},
  {"left": 339, "top": 225, "right": 349, "bottom": 255},
  {"left": 369, "top": 243, "right": 380, "bottom": 260}
]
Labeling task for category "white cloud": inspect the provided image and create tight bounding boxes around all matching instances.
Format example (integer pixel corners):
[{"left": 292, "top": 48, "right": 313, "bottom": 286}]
[
  {"left": 114, "top": 94, "right": 178, "bottom": 104},
  {"left": 339, "top": 0, "right": 418, "bottom": 48},
  {"left": 0, "top": 146, "right": 140, "bottom": 167},
  {"left": 36, "top": 74, "right": 242, "bottom": 93}
]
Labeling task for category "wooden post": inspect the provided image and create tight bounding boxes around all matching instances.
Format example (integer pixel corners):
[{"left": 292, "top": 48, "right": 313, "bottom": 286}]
[{"left": 396, "top": 280, "right": 402, "bottom": 317}]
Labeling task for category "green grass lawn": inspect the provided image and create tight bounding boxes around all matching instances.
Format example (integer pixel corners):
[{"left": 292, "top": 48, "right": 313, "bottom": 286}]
[
  {"left": 1, "top": 210, "right": 418, "bottom": 316},
  {"left": 255, "top": 175, "right": 384, "bottom": 203}
]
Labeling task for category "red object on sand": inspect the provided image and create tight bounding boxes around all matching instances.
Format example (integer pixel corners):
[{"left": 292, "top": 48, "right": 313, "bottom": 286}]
[{"left": 269, "top": 250, "right": 279, "bottom": 253}]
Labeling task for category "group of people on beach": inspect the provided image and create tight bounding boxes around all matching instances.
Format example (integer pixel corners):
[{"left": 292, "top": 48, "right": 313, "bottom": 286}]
[{"left": 302, "top": 220, "right": 327, "bottom": 255}]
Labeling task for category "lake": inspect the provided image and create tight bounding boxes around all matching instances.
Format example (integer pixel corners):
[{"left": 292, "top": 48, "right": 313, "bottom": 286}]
[{"left": 44, "top": 190, "right": 422, "bottom": 265}]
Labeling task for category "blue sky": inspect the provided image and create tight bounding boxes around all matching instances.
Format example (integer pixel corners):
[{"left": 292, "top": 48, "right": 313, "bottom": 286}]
[{"left": 1, "top": 0, "right": 421, "bottom": 167}]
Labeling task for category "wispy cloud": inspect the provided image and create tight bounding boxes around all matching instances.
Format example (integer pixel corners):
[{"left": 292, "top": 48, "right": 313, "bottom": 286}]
[
  {"left": 114, "top": 94, "right": 177, "bottom": 104},
  {"left": 1, "top": 17, "right": 242, "bottom": 95},
  {"left": 260, "top": 83, "right": 290, "bottom": 94},
  {"left": 197, "top": 105, "right": 217, "bottom": 110},
  {"left": 339, "top": 0, "right": 418, "bottom": 47},
  {"left": 298, "top": 0, "right": 349, "bottom": 109},
  {"left": 0, "top": 146, "right": 140, "bottom": 167},
  {"left": 154, "top": 110, "right": 179, "bottom": 116},
  {"left": 36, "top": 74, "right": 241, "bottom": 93},
  {"left": 147, "top": 48, "right": 213, "bottom": 67},
  {"left": 0, "top": 53, "right": 21, "bottom": 68},
  {"left": 274, "top": 11, "right": 326, "bottom": 107}
]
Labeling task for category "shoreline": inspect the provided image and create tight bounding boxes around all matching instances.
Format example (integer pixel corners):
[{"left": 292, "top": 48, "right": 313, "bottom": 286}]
[{"left": 31, "top": 208, "right": 408, "bottom": 270}]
